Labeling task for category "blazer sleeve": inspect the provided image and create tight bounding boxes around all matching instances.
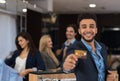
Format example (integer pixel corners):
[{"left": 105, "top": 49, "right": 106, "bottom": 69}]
[{"left": 4, "top": 51, "right": 18, "bottom": 68}]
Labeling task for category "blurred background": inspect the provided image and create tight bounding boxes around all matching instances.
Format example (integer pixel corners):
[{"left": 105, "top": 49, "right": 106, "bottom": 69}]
[{"left": 0, "top": 0, "right": 120, "bottom": 70}]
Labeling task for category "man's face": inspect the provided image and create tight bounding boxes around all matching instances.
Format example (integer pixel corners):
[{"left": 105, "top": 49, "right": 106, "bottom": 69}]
[
  {"left": 78, "top": 19, "right": 97, "bottom": 42},
  {"left": 66, "top": 26, "right": 76, "bottom": 40}
]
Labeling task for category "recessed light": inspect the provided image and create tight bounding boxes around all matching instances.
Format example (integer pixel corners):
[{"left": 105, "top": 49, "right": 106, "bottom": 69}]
[
  {"left": 89, "top": 4, "right": 96, "bottom": 8},
  {"left": 0, "top": 0, "right": 6, "bottom": 3},
  {"left": 22, "top": 0, "right": 26, "bottom": 3},
  {"left": 22, "top": 8, "right": 27, "bottom": 12}
]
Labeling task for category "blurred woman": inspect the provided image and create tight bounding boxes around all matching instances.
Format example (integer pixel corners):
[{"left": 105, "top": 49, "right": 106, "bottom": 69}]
[
  {"left": 5, "top": 32, "right": 45, "bottom": 81},
  {"left": 39, "top": 35, "right": 61, "bottom": 72}
]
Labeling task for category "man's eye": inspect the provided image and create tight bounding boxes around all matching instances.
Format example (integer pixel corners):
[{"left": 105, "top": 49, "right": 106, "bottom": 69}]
[
  {"left": 90, "top": 25, "right": 95, "bottom": 28},
  {"left": 90, "top": 24, "right": 95, "bottom": 28},
  {"left": 82, "top": 26, "right": 86, "bottom": 29}
]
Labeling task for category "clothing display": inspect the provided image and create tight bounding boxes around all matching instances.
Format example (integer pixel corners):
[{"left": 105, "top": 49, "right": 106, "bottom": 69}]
[{"left": 0, "top": 59, "right": 23, "bottom": 81}]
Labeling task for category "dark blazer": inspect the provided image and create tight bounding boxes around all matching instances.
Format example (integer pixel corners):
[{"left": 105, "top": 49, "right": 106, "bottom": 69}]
[
  {"left": 62, "top": 39, "right": 78, "bottom": 50},
  {"left": 66, "top": 41, "right": 109, "bottom": 81},
  {"left": 57, "top": 39, "right": 78, "bottom": 63},
  {"left": 5, "top": 50, "right": 46, "bottom": 81}
]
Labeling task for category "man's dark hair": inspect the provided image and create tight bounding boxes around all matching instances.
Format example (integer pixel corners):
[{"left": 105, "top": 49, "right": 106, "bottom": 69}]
[
  {"left": 77, "top": 13, "right": 97, "bottom": 27},
  {"left": 66, "top": 24, "right": 77, "bottom": 33}
]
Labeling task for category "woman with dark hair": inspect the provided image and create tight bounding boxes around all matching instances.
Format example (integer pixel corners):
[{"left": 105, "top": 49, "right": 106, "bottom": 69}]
[{"left": 5, "top": 32, "right": 45, "bottom": 81}]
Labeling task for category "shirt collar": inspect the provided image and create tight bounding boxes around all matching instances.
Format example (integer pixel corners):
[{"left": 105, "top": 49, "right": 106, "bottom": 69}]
[
  {"left": 65, "top": 38, "right": 76, "bottom": 45},
  {"left": 81, "top": 38, "right": 102, "bottom": 51},
  {"left": 70, "top": 39, "right": 76, "bottom": 44}
]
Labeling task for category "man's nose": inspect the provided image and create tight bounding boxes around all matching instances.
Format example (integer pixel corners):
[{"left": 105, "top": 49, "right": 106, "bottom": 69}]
[{"left": 86, "top": 27, "right": 91, "bottom": 31}]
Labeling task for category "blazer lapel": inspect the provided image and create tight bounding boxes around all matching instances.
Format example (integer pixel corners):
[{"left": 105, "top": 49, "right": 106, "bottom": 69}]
[
  {"left": 79, "top": 41, "right": 98, "bottom": 72},
  {"left": 100, "top": 47, "right": 108, "bottom": 70},
  {"left": 25, "top": 52, "right": 32, "bottom": 68}
]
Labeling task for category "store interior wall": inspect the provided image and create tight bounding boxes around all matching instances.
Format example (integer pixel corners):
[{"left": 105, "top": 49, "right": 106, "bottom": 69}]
[{"left": 0, "top": 13, "right": 17, "bottom": 60}]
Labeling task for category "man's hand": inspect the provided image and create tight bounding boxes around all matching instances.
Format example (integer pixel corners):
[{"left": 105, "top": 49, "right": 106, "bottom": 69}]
[
  {"left": 106, "top": 70, "right": 118, "bottom": 81},
  {"left": 63, "top": 54, "right": 78, "bottom": 71}
]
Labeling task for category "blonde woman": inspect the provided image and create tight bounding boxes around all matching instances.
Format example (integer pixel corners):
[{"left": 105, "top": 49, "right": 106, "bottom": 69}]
[{"left": 39, "top": 35, "right": 61, "bottom": 72}]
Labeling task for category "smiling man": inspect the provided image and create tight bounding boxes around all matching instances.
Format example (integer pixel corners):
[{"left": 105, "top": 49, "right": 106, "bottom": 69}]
[
  {"left": 63, "top": 14, "right": 115, "bottom": 81},
  {"left": 57, "top": 24, "right": 78, "bottom": 62}
]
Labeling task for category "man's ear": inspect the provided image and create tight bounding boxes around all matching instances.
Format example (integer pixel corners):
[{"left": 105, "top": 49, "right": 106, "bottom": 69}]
[
  {"left": 78, "top": 28, "right": 81, "bottom": 35},
  {"left": 75, "top": 33, "right": 77, "bottom": 36},
  {"left": 27, "top": 40, "right": 29, "bottom": 44},
  {"left": 95, "top": 27, "right": 98, "bottom": 34}
]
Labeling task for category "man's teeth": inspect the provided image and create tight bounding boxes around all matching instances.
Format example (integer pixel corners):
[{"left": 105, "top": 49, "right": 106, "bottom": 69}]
[{"left": 85, "top": 33, "right": 91, "bottom": 36}]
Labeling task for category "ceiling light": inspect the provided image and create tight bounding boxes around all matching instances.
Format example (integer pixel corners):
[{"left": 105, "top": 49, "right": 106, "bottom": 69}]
[
  {"left": 23, "top": 0, "right": 26, "bottom": 3},
  {"left": 23, "top": 0, "right": 28, "bottom": 4},
  {"left": 89, "top": 4, "right": 96, "bottom": 8},
  {"left": 0, "top": 0, "right": 6, "bottom": 3},
  {"left": 22, "top": 8, "right": 27, "bottom": 12},
  {"left": 112, "top": 28, "right": 120, "bottom": 31}
]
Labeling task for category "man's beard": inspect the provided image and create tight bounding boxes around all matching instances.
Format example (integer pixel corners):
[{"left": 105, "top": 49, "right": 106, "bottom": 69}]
[
  {"left": 82, "top": 32, "right": 95, "bottom": 42},
  {"left": 67, "top": 35, "right": 73, "bottom": 39},
  {"left": 82, "top": 36, "right": 94, "bottom": 43}
]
